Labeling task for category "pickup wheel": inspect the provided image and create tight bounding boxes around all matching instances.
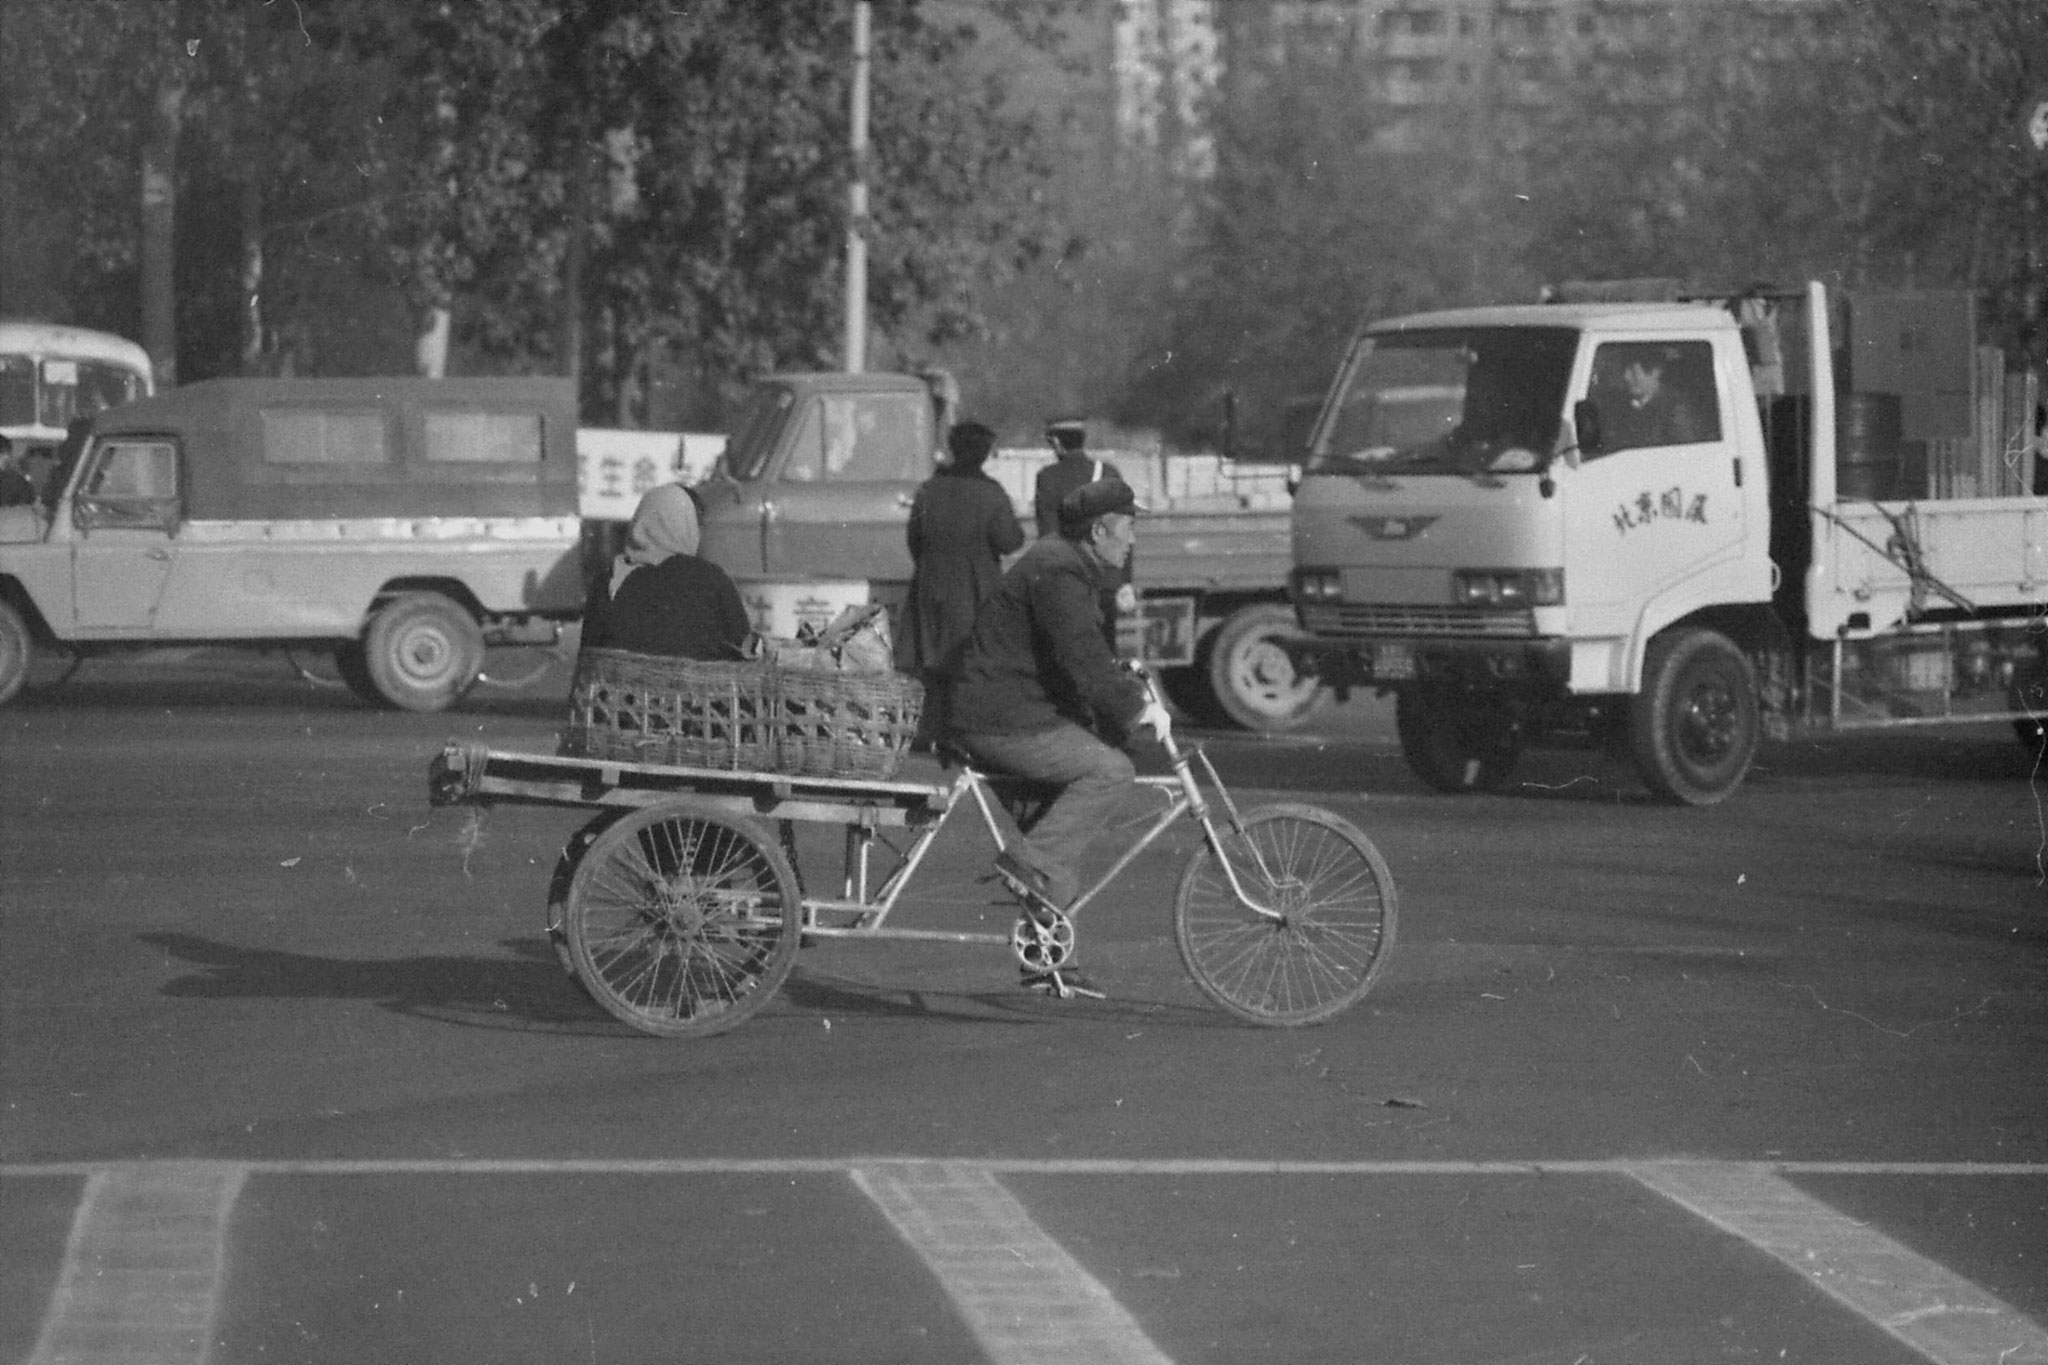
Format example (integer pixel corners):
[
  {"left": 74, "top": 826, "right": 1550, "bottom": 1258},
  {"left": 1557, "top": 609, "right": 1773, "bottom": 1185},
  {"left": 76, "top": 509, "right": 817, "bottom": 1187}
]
[
  {"left": 1202, "top": 602, "right": 1330, "bottom": 733},
  {"left": 0, "top": 600, "right": 31, "bottom": 706},
  {"left": 332, "top": 642, "right": 385, "bottom": 706},
  {"left": 1629, "top": 627, "right": 1759, "bottom": 805},
  {"left": 1395, "top": 688, "right": 1519, "bottom": 793},
  {"left": 363, "top": 593, "right": 484, "bottom": 712}
]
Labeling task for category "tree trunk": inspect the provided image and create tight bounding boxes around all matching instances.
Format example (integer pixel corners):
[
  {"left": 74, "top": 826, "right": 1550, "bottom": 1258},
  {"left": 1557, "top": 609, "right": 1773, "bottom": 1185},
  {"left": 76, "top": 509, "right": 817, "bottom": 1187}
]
[
  {"left": 140, "top": 61, "right": 187, "bottom": 387},
  {"left": 560, "top": 138, "right": 589, "bottom": 406},
  {"left": 414, "top": 305, "right": 452, "bottom": 378},
  {"left": 240, "top": 175, "right": 264, "bottom": 373}
]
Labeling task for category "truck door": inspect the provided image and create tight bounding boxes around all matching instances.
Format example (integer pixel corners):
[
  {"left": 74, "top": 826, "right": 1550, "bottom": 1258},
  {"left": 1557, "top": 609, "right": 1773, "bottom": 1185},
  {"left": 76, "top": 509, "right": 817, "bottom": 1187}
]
[
  {"left": 1558, "top": 338, "right": 1747, "bottom": 639},
  {"left": 69, "top": 437, "right": 180, "bottom": 629},
  {"left": 762, "top": 391, "right": 930, "bottom": 580}
]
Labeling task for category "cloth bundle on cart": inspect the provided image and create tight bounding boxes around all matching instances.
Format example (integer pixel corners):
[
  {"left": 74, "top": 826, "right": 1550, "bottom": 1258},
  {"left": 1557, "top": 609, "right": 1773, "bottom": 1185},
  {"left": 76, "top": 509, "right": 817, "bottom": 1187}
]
[{"left": 561, "top": 604, "right": 923, "bottom": 779}]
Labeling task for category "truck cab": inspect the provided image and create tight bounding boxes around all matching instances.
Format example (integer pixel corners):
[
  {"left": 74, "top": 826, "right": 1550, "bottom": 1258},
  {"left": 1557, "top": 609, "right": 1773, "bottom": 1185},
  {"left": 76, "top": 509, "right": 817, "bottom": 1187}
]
[{"left": 1293, "top": 280, "right": 2048, "bottom": 805}]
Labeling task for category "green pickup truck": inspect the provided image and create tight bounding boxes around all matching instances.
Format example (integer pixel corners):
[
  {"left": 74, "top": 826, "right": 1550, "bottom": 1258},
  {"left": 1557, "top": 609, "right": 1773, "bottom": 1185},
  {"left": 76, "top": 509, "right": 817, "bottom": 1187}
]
[
  {"left": 0, "top": 377, "right": 585, "bottom": 710},
  {"left": 694, "top": 370, "right": 1326, "bottom": 730}
]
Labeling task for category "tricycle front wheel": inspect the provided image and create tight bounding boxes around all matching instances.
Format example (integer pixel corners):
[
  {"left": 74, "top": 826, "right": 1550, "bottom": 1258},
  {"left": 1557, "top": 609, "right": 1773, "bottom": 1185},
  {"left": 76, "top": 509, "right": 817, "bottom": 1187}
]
[
  {"left": 565, "top": 801, "right": 802, "bottom": 1037},
  {"left": 1173, "top": 804, "right": 1397, "bottom": 1027}
]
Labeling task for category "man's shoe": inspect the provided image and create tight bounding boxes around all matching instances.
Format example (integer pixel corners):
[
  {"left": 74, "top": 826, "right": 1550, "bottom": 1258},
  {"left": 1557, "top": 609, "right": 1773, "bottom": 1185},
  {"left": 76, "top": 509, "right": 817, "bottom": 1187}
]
[{"left": 1020, "top": 965, "right": 1105, "bottom": 1000}]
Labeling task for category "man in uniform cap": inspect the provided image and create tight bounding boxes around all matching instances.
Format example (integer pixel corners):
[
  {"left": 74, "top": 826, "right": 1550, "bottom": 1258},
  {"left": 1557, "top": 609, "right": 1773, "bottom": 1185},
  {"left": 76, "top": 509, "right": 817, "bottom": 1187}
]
[
  {"left": 948, "top": 476, "right": 1171, "bottom": 997},
  {"left": 1032, "top": 417, "right": 1121, "bottom": 538}
]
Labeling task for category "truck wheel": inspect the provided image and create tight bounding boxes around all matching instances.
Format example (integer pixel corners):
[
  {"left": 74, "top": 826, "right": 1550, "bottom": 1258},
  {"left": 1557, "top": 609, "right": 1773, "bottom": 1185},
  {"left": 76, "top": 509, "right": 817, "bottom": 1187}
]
[
  {"left": 331, "top": 641, "right": 387, "bottom": 707},
  {"left": 363, "top": 593, "right": 483, "bottom": 712},
  {"left": 0, "top": 600, "right": 31, "bottom": 706},
  {"left": 1629, "top": 627, "right": 1759, "bottom": 805},
  {"left": 1395, "top": 688, "right": 1519, "bottom": 793},
  {"left": 1203, "top": 602, "right": 1330, "bottom": 733}
]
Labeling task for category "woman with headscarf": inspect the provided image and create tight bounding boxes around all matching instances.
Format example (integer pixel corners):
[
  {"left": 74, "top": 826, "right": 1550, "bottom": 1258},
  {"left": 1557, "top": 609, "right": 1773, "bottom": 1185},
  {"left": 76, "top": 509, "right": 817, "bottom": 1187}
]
[
  {"left": 580, "top": 483, "right": 752, "bottom": 659},
  {"left": 897, "top": 422, "right": 1026, "bottom": 735}
]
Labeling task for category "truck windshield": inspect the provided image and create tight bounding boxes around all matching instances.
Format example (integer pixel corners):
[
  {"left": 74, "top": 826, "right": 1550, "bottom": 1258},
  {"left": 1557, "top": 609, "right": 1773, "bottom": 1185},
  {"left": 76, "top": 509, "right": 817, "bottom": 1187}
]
[
  {"left": 721, "top": 383, "right": 796, "bottom": 481},
  {"left": 1307, "top": 326, "right": 1577, "bottom": 475}
]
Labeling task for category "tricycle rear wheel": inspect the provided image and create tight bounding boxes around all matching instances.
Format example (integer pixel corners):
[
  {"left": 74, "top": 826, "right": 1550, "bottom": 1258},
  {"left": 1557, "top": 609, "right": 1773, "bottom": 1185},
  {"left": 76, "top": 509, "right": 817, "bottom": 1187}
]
[
  {"left": 565, "top": 801, "right": 802, "bottom": 1037},
  {"left": 1173, "top": 804, "right": 1397, "bottom": 1027}
]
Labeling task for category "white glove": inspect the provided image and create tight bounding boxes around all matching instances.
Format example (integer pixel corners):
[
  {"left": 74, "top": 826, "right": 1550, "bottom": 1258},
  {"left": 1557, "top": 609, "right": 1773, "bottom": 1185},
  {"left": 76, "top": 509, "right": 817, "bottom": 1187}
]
[
  {"left": 1114, "top": 583, "right": 1138, "bottom": 613},
  {"left": 1135, "top": 695, "right": 1173, "bottom": 745}
]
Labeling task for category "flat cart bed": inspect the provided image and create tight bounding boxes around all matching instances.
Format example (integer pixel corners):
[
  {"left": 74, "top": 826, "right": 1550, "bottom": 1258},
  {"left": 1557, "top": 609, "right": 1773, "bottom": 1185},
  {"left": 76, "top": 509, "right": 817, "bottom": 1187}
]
[{"left": 427, "top": 741, "right": 960, "bottom": 829}]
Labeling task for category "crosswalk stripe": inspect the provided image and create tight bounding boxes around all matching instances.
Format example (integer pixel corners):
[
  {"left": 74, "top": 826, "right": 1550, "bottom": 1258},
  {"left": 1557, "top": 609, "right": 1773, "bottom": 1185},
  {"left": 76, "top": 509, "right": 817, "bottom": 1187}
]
[
  {"left": 850, "top": 1161, "right": 1177, "bottom": 1365},
  {"left": 26, "top": 1161, "right": 245, "bottom": 1365},
  {"left": 1628, "top": 1161, "right": 2048, "bottom": 1365}
]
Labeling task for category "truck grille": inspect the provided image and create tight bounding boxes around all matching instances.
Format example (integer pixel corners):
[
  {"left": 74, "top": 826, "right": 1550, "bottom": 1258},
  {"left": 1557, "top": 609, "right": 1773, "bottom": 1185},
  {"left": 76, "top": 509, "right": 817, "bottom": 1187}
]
[{"left": 1300, "top": 604, "right": 1535, "bottom": 639}]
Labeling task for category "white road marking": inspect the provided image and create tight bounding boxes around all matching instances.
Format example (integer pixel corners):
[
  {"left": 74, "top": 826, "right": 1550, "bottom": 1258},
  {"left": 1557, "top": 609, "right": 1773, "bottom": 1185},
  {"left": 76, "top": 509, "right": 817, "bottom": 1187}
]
[
  {"left": 850, "top": 1161, "right": 1177, "bottom": 1365},
  {"left": 12, "top": 1157, "right": 2048, "bottom": 1177},
  {"left": 1628, "top": 1161, "right": 2048, "bottom": 1365},
  {"left": 26, "top": 1161, "right": 245, "bottom": 1365},
  {"left": 9, "top": 1157, "right": 2046, "bottom": 1365}
]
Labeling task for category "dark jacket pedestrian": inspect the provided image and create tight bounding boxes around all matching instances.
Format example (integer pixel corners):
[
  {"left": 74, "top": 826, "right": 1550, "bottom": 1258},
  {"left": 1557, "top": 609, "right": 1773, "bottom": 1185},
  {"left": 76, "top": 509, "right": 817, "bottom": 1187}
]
[
  {"left": 581, "top": 483, "right": 751, "bottom": 661},
  {"left": 898, "top": 422, "right": 1025, "bottom": 680}
]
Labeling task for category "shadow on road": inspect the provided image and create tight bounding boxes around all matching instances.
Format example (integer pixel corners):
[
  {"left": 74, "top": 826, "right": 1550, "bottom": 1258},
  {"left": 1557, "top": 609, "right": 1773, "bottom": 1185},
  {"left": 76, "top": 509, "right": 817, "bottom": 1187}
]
[
  {"left": 139, "top": 930, "right": 618, "bottom": 1035},
  {"left": 137, "top": 931, "right": 1235, "bottom": 1039}
]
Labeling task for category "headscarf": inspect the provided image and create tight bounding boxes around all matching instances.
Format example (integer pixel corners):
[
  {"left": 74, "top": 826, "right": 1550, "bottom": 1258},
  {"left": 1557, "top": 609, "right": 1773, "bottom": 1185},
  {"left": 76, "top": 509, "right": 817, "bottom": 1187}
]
[{"left": 610, "top": 483, "right": 700, "bottom": 595}]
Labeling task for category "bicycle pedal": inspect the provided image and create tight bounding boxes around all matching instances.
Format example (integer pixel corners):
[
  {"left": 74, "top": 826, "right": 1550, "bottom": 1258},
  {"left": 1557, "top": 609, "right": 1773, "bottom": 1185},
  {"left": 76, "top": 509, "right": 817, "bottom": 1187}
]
[{"left": 1020, "top": 967, "right": 1104, "bottom": 1001}]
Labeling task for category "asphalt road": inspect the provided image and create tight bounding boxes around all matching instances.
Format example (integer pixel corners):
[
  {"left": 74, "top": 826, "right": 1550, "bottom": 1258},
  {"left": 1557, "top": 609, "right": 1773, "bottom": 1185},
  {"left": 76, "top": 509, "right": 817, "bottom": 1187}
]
[{"left": 2, "top": 650, "right": 2045, "bottom": 1365}]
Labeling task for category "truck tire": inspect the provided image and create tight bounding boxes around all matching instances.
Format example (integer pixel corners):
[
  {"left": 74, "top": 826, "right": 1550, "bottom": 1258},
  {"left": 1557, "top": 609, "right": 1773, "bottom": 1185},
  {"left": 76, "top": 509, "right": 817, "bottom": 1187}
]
[
  {"left": 1629, "top": 627, "right": 1759, "bottom": 805},
  {"left": 1202, "top": 602, "right": 1330, "bottom": 733},
  {"left": 1395, "top": 688, "right": 1519, "bottom": 793},
  {"left": 332, "top": 641, "right": 386, "bottom": 707},
  {"left": 0, "top": 599, "right": 31, "bottom": 706},
  {"left": 363, "top": 593, "right": 484, "bottom": 712}
]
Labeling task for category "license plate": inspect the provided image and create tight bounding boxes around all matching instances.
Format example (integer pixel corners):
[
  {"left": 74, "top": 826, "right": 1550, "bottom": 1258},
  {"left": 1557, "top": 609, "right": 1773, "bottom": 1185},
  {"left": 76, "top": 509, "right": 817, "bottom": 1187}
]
[{"left": 1370, "top": 641, "right": 1416, "bottom": 680}]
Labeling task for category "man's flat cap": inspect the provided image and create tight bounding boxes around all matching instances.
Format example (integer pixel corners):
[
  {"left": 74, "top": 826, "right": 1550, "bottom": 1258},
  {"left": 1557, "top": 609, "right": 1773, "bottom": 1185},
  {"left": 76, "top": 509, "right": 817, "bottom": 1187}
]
[{"left": 1045, "top": 417, "right": 1087, "bottom": 439}]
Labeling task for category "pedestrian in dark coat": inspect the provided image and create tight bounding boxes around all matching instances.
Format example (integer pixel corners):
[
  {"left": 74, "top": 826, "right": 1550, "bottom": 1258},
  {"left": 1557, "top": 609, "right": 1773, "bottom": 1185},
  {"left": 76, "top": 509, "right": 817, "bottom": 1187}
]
[{"left": 898, "top": 421, "right": 1025, "bottom": 733}]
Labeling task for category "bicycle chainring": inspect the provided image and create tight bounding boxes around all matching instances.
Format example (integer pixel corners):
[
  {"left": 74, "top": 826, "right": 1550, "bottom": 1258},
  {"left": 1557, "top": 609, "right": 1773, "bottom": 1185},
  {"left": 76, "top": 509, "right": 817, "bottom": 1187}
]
[{"left": 1010, "top": 907, "right": 1076, "bottom": 971}]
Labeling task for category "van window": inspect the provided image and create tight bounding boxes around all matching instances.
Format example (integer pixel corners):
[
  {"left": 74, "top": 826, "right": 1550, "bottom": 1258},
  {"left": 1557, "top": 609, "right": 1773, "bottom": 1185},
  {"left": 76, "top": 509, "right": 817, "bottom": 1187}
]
[
  {"left": 262, "top": 410, "right": 388, "bottom": 464},
  {"left": 424, "top": 410, "right": 543, "bottom": 462}
]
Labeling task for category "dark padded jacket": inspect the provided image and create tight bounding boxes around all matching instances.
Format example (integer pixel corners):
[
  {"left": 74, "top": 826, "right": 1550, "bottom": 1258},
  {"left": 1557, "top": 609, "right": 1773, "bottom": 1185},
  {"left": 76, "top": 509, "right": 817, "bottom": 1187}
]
[
  {"left": 948, "top": 535, "right": 1146, "bottom": 737},
  {"left": 581, "top": 555, "right": 752, "bottom": 661}
]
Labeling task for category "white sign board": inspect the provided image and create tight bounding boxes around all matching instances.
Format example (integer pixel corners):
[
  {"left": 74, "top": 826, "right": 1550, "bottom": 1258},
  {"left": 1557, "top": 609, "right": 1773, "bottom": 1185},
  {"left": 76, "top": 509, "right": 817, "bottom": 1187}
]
[{"left": 576, "top": 429, "right": 727, "bottom": 521}]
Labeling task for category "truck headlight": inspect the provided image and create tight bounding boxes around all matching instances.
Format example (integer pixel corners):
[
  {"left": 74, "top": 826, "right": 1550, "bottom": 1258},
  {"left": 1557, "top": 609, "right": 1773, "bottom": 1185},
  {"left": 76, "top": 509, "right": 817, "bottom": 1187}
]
[
  {"left": 1291, "top": 568, "right": 1343, "bottom": 603},
  {"left": 1452, "top": 568, "right": 1564, "bottom": 607}
]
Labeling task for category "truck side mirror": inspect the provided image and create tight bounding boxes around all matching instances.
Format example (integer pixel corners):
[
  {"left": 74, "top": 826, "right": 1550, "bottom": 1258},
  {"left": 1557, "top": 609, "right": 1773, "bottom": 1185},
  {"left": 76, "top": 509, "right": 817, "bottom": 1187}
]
[{"left": 1572, "top": 399, "right": 1604, "bottom": 462}]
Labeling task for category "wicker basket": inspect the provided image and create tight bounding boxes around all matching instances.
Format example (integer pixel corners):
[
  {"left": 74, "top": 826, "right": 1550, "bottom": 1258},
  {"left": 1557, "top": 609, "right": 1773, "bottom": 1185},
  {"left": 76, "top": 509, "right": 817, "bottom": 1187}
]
[
  {"left": 560, "top": 648, "right": 778, "bottom": 771},
  {"left": 776, "top": 664, "right": 925, "bottom": 780}
]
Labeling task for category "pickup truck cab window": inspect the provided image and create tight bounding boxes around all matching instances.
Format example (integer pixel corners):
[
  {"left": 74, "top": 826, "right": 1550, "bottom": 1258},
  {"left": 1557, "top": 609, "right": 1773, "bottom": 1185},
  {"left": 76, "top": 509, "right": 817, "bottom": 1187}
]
[{"left": 75, "top": 438, "right": 179, "bottom": 530}]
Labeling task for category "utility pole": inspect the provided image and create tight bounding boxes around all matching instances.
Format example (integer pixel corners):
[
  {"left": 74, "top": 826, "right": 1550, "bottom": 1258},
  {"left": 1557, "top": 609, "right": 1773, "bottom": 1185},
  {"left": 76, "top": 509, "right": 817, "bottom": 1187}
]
[{"left": 844, "top": 1, "right": 871, "bottom": 373}]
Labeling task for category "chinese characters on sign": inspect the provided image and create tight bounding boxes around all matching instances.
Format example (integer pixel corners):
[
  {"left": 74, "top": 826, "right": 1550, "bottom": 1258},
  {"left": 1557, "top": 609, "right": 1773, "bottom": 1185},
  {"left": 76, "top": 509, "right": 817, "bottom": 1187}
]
[{"left": 1614, "top": 486, "right": 1709, "bottom": 534}]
